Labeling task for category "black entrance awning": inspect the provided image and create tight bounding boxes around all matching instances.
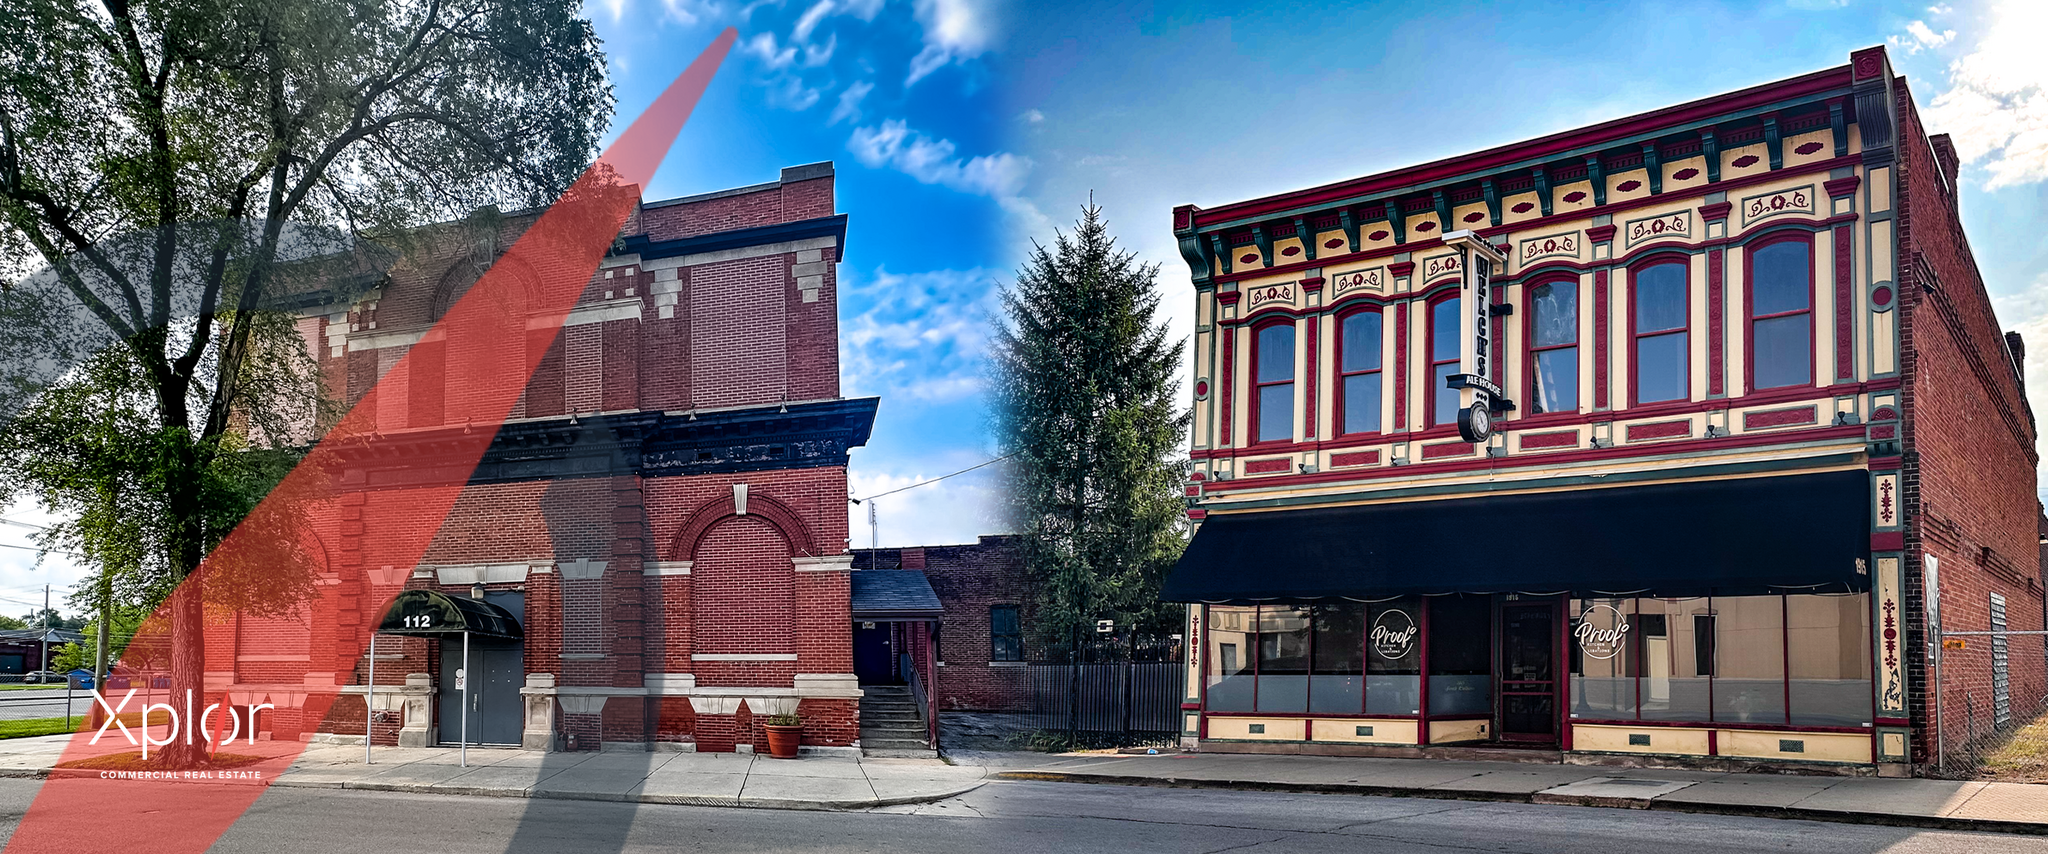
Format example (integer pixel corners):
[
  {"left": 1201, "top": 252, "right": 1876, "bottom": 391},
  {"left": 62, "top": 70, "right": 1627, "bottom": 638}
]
[
  {"left": 1164, "top": 469, "right": 1871, "bottom": 603},
  {"left": 851, "top": 570, "right": 942, "bottom": 620},
  {"left": 375, "top": 590, "right": 524, "bottom": 641}
]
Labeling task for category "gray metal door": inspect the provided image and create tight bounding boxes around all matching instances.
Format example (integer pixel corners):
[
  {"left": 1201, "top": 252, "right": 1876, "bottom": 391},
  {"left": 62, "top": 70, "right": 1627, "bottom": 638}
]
[{"left": 440, "top": 641, "right": 524, "bottom": 746}]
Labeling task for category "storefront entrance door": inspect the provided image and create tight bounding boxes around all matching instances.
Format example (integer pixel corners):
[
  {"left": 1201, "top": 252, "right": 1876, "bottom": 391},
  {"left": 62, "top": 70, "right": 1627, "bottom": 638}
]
[{"left": 1498, "top": 602, "right": 1559, "bottom": 743}]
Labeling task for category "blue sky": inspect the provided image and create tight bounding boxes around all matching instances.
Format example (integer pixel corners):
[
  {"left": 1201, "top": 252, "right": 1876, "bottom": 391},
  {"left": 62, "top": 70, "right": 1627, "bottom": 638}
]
[{"left": 8, "top": 0, "right": 2048, "bottom": 606}]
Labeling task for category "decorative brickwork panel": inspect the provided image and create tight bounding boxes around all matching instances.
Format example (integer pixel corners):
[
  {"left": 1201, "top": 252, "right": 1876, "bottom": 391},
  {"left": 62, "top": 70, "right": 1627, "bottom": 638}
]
[{"left": 690, "top": 255, "right": 788, "bottom": 409}]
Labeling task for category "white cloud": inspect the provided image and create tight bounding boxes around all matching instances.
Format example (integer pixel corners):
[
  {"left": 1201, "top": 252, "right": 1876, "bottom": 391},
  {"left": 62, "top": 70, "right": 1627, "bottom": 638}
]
[
  {"left": 846, "top": 464, "right": 1005, "bottom": 549},
  {"left": 1018, "top": 109, "right": 1044, "bottom": 124},
  {"left": 1889, "top": 20, "right": 1956, "bottom": 54},
  {"left": 743, "top": 31, "right": 797, "bottom": 70},
  {"left": 838, "top": 265, "right": 1002, "bottom": 403},
  {"left": 906, "top": 0, "right": 994, "bottom": 86},
  {"left": 1929, "top": 4, "right": 1954, "bottom": 14},
  {"left": 793, "top": 0, "right": 836, "bottom": 42},
  {"left": 768, "top": 75, "right": 821, "bottom": 110},
  {"left": 802, "top": 33, "right": 836, "bottom": 67},
  {"left": 849, "top": 119, "right": 1031, "bottom": 198},
  {"left": 661, "top": 0, "right": 725, "bottom": 25},
  {"left": 596, "top": 0, "right": 629, "bottom": 24},
  {"left": 0, "top": 500, "right": 89, "bottom": 621},
  {"left": 1922, "top": 0, "right": 2048, "bottom": 189},
  {"left": 830, "top": 79, "right": 874, "bottom": 125}
]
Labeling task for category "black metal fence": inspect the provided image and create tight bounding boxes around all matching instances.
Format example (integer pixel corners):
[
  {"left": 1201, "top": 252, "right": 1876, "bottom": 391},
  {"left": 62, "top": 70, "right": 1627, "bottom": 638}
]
[{"left": 1011, "top": 635, "right": 1184, "bottom": 749}]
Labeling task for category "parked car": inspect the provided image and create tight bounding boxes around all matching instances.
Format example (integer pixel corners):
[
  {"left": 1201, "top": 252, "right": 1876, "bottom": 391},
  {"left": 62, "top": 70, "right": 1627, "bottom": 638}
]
[
  {"left": 21, "top": 670, "right": 62, "bottom": 684},
  {"left": 65, "top": 669, "right": 92, "bottom": 690}
]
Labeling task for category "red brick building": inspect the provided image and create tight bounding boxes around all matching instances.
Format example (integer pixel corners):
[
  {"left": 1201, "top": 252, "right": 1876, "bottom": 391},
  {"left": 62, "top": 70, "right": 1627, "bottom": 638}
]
[
  {"left": 1164, "top": 47, "right": 2043, "bottom": 775},
  {"left": 853, "top": 536, "right": 1033, "bottom": 712},
  {"left": 223, "top": 162, "right": 886, "bottom": 754}
]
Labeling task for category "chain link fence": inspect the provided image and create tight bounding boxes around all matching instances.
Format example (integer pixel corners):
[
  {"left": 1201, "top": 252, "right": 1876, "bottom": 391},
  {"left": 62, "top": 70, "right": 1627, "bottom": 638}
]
[{"left": 1929, "top": 619, "right": 2048, "bottom": 779}]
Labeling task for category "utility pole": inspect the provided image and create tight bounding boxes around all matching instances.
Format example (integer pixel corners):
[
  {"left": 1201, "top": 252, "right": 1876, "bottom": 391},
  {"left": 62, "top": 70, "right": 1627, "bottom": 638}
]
[
  {"left": 92, "top": 570, "right": 111, "bottom": 727},
  {"left": 39, "top": 585, "right": 49, "bottom": 674}
]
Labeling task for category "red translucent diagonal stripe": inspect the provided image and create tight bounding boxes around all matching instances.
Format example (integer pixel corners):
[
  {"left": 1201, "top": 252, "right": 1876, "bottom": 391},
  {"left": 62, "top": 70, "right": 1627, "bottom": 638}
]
[{"left": 1, "top": 28, "right": 736, "bottom": 854}]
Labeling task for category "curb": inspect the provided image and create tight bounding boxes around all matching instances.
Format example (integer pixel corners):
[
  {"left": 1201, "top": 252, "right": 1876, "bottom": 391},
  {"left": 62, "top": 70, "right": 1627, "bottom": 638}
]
[
  {"left": 992, "top": 771, "right": 2048, "bottom": 836},
  {"left": 266, "top": 775, "right": 986, "bottom": 811}
]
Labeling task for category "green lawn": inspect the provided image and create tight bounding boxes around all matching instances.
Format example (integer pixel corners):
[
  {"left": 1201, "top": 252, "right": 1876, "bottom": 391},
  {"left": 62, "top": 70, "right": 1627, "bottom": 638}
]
[{"left": 0, "top": 711, "right": 172, "bottom": 740}]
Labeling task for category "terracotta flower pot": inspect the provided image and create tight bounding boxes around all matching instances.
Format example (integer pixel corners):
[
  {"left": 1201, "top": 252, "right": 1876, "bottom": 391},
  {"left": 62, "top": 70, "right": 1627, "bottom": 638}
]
[{"left": 764, "top": 724, "right": 802, "bottom": 759}]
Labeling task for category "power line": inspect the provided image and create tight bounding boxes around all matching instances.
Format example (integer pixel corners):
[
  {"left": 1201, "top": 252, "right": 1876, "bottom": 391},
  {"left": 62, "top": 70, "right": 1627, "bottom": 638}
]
[
  {"left": 0, "top": 544, "right": 83, "bottom": 557},
  {"left": 0, "top": 518, "right": 47, "bottom": 531},
  {"left": 850, "top": 454, "right": 1013, "bottom": 503}
]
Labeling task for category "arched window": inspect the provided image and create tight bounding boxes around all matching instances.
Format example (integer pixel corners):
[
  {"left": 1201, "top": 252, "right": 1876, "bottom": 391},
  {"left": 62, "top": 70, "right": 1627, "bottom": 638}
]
[
  {"left": 1527, "top": 279, "right": 1579, "bottom": 414},
  {"left": 1252, "top": 321, "right": 1295, "bottom": 443},
  {"left": 1428, "top": 294, "right": 1462, "bottom": 427},
  {"left": 1632, "top": 260, "right": 1689, "bottom": 405},
  {"left": 1748, "top": 235, "right": 1814, "bottom": 391},
  {"left": 1337, "top": 310, "right": 1383, "bottom": 435}
]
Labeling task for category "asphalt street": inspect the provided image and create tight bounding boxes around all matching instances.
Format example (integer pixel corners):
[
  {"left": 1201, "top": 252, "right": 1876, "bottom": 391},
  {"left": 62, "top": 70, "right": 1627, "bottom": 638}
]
[{"left": 0, "top": 776, "right": 2035, "bottom": 853}]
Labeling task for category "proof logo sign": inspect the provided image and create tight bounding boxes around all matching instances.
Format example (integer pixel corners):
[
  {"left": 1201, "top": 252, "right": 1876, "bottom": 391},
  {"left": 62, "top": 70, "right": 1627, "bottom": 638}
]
[
  {"left": 1576, "top": 603, "right": 1631, "bottom": 660},
  {"left": 1370, "top": 609, "right": 1418, "bottom": 660}
]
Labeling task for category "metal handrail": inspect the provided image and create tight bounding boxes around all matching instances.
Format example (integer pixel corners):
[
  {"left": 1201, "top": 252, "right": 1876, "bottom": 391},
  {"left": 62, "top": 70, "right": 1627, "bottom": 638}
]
[{"left": 899, "top": 652, "right": 933, "bottom": 748}]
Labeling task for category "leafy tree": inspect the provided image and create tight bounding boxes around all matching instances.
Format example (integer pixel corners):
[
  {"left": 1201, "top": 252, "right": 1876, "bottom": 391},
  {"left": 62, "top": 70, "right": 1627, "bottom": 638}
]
[
  {"left": 0, "top": 616, "right": 25, "bottom": 631},
  {"left": 990, "top": 202, "right": 1190, "bottom": 652},
  {"left": 0, "top": 0, "right": 612, "bottom": 763}
]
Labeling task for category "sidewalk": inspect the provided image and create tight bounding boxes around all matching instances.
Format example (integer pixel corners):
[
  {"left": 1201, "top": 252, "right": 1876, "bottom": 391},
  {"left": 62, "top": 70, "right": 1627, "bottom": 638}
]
[
  {"left": 985, "top": 751, "right": 2048, "bottom": 835},
  {"left": 0, "top": 735, "right": 988, "bottom": 811}
]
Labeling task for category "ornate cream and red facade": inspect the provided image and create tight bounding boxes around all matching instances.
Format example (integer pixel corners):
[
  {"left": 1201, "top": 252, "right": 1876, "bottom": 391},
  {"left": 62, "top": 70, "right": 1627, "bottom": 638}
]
[{"left": 1165, "top": 47, "right": 2043, "bottom": 775}]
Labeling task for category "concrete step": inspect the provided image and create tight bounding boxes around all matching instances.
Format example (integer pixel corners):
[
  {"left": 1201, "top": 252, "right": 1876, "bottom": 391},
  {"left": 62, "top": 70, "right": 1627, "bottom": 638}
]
[
  {"left": 861, "top": 737, "right": 932, "bottom": 750},
  {"left": 856, "top": 741, "right": 937, "bottom": 753},
  {"left": 862, "top": 726, "right": 927, "bottom": 739}
]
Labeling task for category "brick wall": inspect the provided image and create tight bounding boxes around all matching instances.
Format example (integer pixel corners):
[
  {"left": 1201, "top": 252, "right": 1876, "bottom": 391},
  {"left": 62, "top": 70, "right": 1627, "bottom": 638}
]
[
  {"left": 292, "top": 164, "right": 860, "bottom": 752},
  {"left": 854, "top": 536, "right": 1034, "bottom": 711},
  {"left": 1895, "top": 79, "right": 2048, "bottom": 762}
]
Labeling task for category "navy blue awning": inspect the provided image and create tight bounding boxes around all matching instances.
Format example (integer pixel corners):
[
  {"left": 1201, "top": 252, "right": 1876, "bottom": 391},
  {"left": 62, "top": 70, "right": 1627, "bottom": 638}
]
[
  {"left": 851, "top": 570, "right": 942, "bottom": 620},
  {"left": 1163, "top": 469, "right": 1871, "bottom": 603}
]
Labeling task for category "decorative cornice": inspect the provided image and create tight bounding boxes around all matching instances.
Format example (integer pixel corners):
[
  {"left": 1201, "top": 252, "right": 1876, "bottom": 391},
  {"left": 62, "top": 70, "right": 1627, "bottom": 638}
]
[
  {"left": 1587, "top": 224, "right": 1617, "bottom": 244},
  {"left": 1824, "top": 175, "right": 1863, "bottom": 198},
  {"left": 1388, "top": 261, "right": 1416, "bottom": 278},
  {"left": 615, "top": 214, "right": 849, "bottom": 264},
  {"left": 1701, "top": 201, "right": 1733, "bottom": 222}
]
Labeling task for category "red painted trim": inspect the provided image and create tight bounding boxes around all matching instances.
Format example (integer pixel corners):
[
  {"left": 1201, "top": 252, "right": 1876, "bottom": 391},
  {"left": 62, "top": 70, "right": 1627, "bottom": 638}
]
[
  {"left": 1331, "top": 449, "right": 1381, "bottom": 467},
  {"left": 1221, "top": 328, "right": 1235, "bottom": 446},
  {"left": 1707, "top": 728, "right": 1718, "bottom": 756},
  {"left": 1300, "top": 275, "right": 1326, "bottom": 291},
  {"left": 1202, "top": 423, "right": 1866, "bottom": 493},
  {"left": 1244, "top": 457, "right": 1292, "bottom": 475},
  {"left": 1701, "top": 201, "right": 1733, "bottom": 223},
  {"left": 1245, "top": 315, "right": 1294, "bottom": 446},
  {"left": 1708, "top": 248, "right": 1726, "bottom": 396},
  {"left": 1523, "top": 273, "right": 1582, "bottom": 415},
  {"left": 1424, "top": 289, "right": 1461, "bottom": 428},
  {"left": 1205, "top": 158, "right": 1860, "bottom": 285},
  {"left": 1743, "top": 404, "right": 1818, "bottom": 430},
  {"left": 1306, "top": 317, "right": 1320, "bottom": 439},
  {"left": 1188, "top": 67, "right": 1853, "bottom": 228},
  {"left": 1867, "top": 455, "right": 1902, "bottom": 471},
  {"left": 1520, "top": 430, "right": 1580, "bottom": 450},
  {"left": 1627, "top": 253, "right": 1694, "bottom": 407},
  {"left": 1833, "top": 225, "right": 1854, "bottom": 382},
  {"left": 1475, "top": 214, "right": 1858, "bottom": 285},
  {"left": 1871, "top": 531, "right": 1904, "bottom": 551},
  {"left": 1594, "top": 270, "right": 1610, "bottom": 409},
  {"left": 1422, "top": 441, "right": 1476, "bottom": 460},
  {"left": 1335, "top": 307, "right": 1386, "bottom": 438},
  {"left": 1180, "top": 702, "right": 1202, "bottom": 710},
  {"left": 1587, "top": 224, "right": 1617, "bottom": 244},
  {"left": 1742, "top": 229, "right": 1818, "bottom": 394},
  {"left": 1823, "top": 175, "right": 1862, "bottom": 198},
  {"left": 1216, "top": 290, "right": 1242, "bottom": 305},
  {"left": 1200, "top": 711, "right": 1421, "bottom": 719},
  {"left": 1394, "top": 303, "right": 1409, "bottom": 430},
  {"left": 1192, "top": 380, "right": 1879, "bottom": 461},
  {"left": 1625, "top": 419, "right": 1692, "bottom": 441}
]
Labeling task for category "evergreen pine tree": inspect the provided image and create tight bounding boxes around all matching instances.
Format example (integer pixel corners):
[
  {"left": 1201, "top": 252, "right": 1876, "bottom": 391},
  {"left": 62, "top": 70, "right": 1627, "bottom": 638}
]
[{"left": 991, "top": 202, "right": 1190, "bottom": 653}]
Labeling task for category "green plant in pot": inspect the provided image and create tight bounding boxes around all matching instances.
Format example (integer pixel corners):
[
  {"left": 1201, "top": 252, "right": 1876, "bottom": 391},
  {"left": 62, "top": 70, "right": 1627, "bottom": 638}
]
[{"left": 763, "top": 713, "right": 803, "bottom": 759}]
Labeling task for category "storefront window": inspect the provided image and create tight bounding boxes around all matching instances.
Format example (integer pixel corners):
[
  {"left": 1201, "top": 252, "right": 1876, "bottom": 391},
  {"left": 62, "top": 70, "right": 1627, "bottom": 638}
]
[
  {"left": 1257, "top": 605, "right": 1312, "bottom": 713},
  {"left": 1205, "top": 606, "right": 1255, "bottom": 712},
  {"left": 1427, "top": 595, "right": 1491, "bottom": 715},
  {"left": 1637, "top": 597, "right": 1713, "bottom": 722},
  {"left": 1309, "top": 603, "right": 1365, "bottom": 714},
  {"left": 1713, "top": 595, "right": 1786, "bottom": 724},
  {"left": 1569, "top": 598, "right": 1635, "bottom": 719},
  {"left": 1366, "top": 599, "right": 1422, "bottom": 715},
  {"left": 1787, "top": 593, "right": 1872, "bottom": 726}
]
